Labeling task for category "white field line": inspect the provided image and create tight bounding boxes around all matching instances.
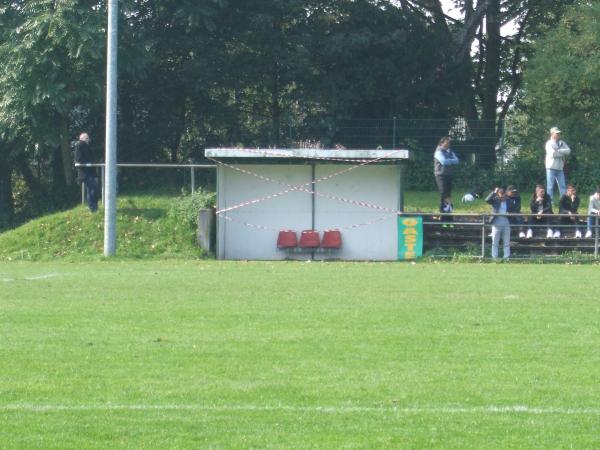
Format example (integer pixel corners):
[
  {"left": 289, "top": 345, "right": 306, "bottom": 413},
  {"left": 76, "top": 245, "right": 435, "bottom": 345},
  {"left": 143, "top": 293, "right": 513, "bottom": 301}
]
[
  {"left": 1, "top": 404, "right": 599, "bottom": 415},
  {"left": 24, "top": 273, "right": 60, "bottom": 281},
  {"left": 1, "top": 273, "right": 62, "bottom": 282}
]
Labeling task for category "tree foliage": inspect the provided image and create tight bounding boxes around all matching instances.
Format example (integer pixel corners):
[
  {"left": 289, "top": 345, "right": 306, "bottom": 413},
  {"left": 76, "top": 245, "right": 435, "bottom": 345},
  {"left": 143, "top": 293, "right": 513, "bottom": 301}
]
[
  {"left": 0, "top": 0, "right": 581, "bottom": 229},
  {"left": 514, "top": 0, "right": 600, "bottom": 192}
]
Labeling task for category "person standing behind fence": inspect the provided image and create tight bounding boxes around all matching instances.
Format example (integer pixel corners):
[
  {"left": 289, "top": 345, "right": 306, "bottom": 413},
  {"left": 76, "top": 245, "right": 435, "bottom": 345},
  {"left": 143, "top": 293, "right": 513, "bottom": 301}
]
[
  {"left": 73, "top": 132, "right": 98, "bottom": 212},
  {"left": 526, "top": 184, "right": 555, "bottom": 238},
  {"left": 433, "top": 137, "right": 459, "bottom": 210},
  {"left": 486, "top": 187, "right": 513, "bottom": 260},
  {"left": 545, "top": 126, "right": 571, "bottom": 200},
  {"left": 585, "top": 186, "right": 600, "bottom": 238},
  {"left": 558, "top": 184, "right": 581, "bottom": 238}
]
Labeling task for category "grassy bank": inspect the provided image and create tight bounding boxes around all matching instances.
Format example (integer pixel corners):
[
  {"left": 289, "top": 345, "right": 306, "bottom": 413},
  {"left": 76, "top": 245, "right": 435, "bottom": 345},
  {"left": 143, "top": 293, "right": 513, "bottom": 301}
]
[{"left": 0, "top": 194, "right": 205, "bottom": 261}]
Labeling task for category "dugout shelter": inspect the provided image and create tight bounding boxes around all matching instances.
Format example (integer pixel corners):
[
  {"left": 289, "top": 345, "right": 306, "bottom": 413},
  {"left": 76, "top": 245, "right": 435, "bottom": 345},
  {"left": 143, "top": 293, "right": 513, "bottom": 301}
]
[{"left": 205, "top": 148, "right": 411, "bottom": 260}]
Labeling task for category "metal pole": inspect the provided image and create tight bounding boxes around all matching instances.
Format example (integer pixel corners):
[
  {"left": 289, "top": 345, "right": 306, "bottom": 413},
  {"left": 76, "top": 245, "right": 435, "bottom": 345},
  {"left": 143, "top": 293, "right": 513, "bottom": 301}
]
[
  {"left": 104, "top": 0, "right": 118, "bottom": 256},
  {"left": 595, "top": 216, "right": 599, "bottom": 259},
  {"left": 311, "top": 163, "right": 316, "bottom": 230},
  {"left": 398, "top": 163, "right": 405, "bottom": 213},
  {"left": 392, "top": 116, "right": 397, "bottom": 149},
  {"left": 81, "top": 183, "right": 85, "bottom": 205},
  {"left": 499, "top": 119, "right": 506, "bottom": 183},
  {"left": 100, "top": 165, "right": 105, "bottom": 206},
  {"left": 191, "top": 167, "right": 195, "bottom": 194},
  {"left": 481, "top": 218, "right": 486, "bottom": 258}
]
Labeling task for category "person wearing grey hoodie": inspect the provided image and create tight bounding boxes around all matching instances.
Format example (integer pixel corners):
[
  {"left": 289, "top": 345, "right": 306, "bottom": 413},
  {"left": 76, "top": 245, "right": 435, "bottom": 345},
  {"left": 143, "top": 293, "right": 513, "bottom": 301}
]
[{"left": 585, "top": 186, "right": 600, "bottom": 238}]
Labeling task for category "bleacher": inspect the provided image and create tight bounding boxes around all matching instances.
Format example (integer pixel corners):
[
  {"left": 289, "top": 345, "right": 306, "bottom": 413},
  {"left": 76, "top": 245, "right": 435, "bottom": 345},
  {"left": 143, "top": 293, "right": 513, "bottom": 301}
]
[{"left": 422, "top": 214, "right": 599, "bottom": 258}]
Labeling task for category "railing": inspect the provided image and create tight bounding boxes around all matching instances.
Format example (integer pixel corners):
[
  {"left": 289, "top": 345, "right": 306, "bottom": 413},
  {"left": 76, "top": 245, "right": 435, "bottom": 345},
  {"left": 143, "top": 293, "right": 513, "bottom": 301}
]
[{"left": 74, "top": 163, "right": 217, "bottom": 204}]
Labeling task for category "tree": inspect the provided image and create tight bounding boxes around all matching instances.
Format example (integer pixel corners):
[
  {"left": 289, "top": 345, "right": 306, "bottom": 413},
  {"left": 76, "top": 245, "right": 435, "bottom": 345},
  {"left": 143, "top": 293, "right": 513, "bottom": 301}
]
[
  {"left": 0, "top": 0, "right": 104, "bottom": 192},
  {"left": 398, "top": 0, "right": 576, "bottom": 166},
  {"left": 518, "top": 0, "right": 600, "bottom": 191}
]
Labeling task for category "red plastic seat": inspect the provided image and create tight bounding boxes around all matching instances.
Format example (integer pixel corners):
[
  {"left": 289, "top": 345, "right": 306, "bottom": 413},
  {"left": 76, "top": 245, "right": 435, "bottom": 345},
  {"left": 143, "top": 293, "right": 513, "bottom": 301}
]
[
  {"left": 321, "top": 229, "right": 342, "bottom": 249},
  {"left": 299, "top": 230, "right": 320, "bottom": 248},
  {"left": 277, "top": 230, "right": 298, "bottom": 249}
]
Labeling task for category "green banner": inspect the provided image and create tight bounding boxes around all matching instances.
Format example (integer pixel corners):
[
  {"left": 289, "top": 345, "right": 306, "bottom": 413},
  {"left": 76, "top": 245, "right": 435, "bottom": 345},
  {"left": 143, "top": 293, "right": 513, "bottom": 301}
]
[{"left": 397, "top": 216, "right": 423, "bottom": 260}]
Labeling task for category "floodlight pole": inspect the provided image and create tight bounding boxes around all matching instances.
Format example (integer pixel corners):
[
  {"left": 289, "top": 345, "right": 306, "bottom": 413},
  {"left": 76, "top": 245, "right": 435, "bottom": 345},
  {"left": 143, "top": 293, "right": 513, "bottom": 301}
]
[{"left": 104, "top": 0, "right": 118, "bottom": 256}]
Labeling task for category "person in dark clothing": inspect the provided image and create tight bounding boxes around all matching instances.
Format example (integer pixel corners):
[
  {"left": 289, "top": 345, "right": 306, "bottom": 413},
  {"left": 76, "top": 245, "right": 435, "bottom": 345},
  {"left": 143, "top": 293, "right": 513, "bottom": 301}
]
[
  {"left": 433, "top": 136, "right": 459, "bottom": 209},
  {"left": 506, "top": 185, "right": 525, "bottom": 238},
  {"left": 73, "top": 132, "right": 98, "bottom": 212},
  {"left": 526, "top": 184, "right": 554, "bottom": 238},
  {"left": 558, "top": 184, "right": 582, "bottom": 238}
]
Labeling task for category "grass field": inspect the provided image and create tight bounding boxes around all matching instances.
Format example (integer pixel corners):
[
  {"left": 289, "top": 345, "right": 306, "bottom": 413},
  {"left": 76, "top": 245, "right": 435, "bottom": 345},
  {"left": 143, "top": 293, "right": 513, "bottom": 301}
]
[{"left": 2, "top": 260, "right": 600, "bottom": 449}]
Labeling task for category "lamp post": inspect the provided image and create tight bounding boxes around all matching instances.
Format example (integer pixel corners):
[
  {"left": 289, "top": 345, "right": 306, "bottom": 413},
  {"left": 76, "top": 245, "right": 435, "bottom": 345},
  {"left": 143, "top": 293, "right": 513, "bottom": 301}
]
[{"left": 104, "top": 0, "right": 118, "bottom": 256}]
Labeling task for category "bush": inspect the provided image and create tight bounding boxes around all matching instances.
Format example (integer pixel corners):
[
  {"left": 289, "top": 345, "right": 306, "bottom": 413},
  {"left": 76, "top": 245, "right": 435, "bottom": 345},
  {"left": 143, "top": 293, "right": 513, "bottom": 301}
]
[{"left": 168, "top": 188, "right": 216, "bottom": 227}]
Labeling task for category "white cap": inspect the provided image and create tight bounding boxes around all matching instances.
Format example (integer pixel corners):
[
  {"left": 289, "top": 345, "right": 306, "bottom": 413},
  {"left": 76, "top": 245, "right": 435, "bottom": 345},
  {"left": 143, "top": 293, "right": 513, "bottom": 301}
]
[{"left": 550, "top": 126, "right": 562, "bottom": 134}]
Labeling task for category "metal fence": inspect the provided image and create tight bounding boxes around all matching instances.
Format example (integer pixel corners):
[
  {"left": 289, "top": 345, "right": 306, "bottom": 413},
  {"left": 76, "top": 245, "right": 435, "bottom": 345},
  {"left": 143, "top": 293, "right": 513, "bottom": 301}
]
[
  {"left": 287, "top": 117, "right": 503, "bottom": 166},
  {"left": 75, "top": 163, "right": 216, "bottom": 204}
]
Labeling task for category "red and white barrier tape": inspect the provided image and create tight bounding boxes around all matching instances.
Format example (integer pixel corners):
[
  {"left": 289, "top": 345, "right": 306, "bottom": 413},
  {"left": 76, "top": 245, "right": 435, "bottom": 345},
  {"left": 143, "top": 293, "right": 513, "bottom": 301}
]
[
  {"left": 209, "top": 150, "right": 400, "bottom": 215},
  {"left": 209, "top": 158, "right": 399, "bottom": 215},
  {"left": 210, "top": 148, "right": 403, "bottom": 232}
]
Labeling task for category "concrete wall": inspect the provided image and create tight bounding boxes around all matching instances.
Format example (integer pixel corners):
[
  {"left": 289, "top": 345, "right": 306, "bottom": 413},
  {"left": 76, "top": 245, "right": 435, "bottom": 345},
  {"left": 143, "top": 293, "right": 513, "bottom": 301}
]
[{"left": 217, "top": 164, "right": 400, "bottom": 260}]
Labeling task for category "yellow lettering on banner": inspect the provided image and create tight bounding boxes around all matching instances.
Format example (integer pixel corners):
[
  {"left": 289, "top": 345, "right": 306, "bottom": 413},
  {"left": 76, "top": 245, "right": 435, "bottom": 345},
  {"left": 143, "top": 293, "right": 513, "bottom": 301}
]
[
  {"left": 402, "top": 218, "right": 418, "bottom": 226},
  {"left": 405, "top": 252, "right": 416, "bottom": 259},
  {"left": 405, "top": 244, "right": 415, "bottom": 251},
  {"left": 403, "top": 228, "right": 417, "bottom": 235},
  {"left": 405, "top": 235, "right": 417, "bottom": 243}
]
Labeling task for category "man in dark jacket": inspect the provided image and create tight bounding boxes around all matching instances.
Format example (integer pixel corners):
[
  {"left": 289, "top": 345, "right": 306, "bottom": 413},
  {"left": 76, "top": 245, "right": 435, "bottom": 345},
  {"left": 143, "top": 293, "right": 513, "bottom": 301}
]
[
  {"left": 526, "top": 184, "right": 554, "bottom": 238},
  {"left": 73, "top": 132, "right": 98, "bottom": 212},
  {"left": 558, "top": 184, "right": 581, "bottom": 238}
]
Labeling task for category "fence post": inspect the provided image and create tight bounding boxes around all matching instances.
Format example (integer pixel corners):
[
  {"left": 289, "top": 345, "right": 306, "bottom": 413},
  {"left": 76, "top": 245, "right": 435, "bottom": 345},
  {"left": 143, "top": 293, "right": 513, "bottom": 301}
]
[
  {"left": 499, "top": 119, "right": 506, "bottom": 183},
  {"left": 100, "top": 165, "right": 105, "bottom": 207},
  {"left": 197, "top": 208, "right": 215, "bottom": 253},
  {"left": 595, "top": 216, "right": 599, "bottom": 259},
  {"left": 481, "top": 217, "right": 486, "bottom": 259},
  {"left": 81, "top": 183, "right": 85, "bottom": 205},
  {"left": 191, "top": 167, "right": 195, "bottom": 194}
]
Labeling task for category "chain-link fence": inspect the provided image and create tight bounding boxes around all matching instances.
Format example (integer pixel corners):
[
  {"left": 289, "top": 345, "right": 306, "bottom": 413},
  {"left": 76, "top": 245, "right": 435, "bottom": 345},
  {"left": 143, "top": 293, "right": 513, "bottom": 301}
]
[{"left": 286, "top": 117, "right": 503, "bottom": 165}]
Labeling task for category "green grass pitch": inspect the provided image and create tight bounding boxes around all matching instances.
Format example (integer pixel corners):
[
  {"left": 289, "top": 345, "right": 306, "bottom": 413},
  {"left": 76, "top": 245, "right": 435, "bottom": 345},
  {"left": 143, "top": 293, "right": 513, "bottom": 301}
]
[{"left": 1, "top": 260, "right": 599, "bottom": 448}]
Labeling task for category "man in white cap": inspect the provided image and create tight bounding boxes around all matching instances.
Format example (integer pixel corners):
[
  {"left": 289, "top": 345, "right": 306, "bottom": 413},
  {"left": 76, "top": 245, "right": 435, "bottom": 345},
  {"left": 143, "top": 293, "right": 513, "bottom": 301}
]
[{"left": 545, "top": 126, "right": 571, "bottom": 200}]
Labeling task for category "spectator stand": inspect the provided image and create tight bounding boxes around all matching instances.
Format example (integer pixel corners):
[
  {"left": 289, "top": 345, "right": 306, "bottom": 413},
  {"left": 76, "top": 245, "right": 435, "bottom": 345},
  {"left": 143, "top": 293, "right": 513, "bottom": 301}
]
[{"left": 421, "top": 212, "right": 600, "bottom": 259}]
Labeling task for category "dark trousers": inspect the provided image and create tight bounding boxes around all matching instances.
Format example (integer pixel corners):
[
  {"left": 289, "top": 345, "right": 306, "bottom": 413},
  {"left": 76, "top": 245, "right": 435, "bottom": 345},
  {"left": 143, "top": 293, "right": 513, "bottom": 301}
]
[
  {"left": 510, "top": 215, "right": 525, "bottom": 233},
  {"left": 559, "top": 215, "right": 580, "bottom": 234},
  {"left": 528, "top": 216, "right": 551, "bottom": 236},
  {"left": 84, "top": 175, "right": 99, "bottom": 212},
  {"left": 434, "top": 175, "right": 452, "bottom": 206}
]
